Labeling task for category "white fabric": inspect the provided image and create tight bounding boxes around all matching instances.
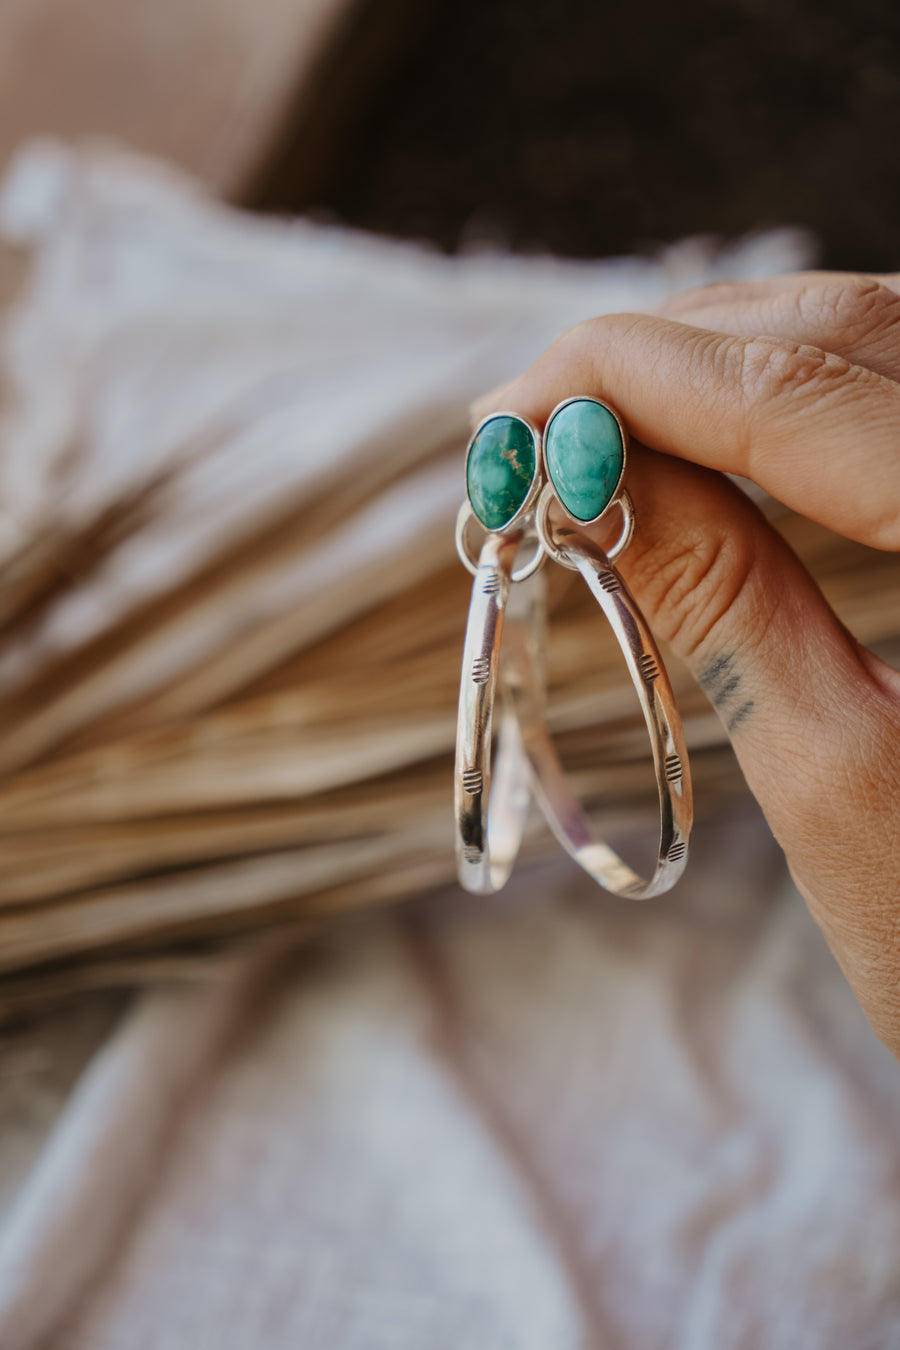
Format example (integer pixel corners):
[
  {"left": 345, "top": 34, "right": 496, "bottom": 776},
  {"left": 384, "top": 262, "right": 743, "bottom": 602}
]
[{"left": 0, "top": 817, "right": 899, "bottom": 1349}]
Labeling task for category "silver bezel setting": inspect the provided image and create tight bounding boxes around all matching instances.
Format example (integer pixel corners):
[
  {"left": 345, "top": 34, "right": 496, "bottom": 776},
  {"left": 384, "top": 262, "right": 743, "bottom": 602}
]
[
  {"left": 541, "top": 395, "right": 629, "bottom": 527},
  {"left": 465, "top": 410, "right": 543, "bottom": 535}
]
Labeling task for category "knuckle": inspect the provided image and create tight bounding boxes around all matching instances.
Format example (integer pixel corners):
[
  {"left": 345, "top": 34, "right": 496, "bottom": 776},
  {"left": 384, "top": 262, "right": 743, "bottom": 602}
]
[
  {"left": 733, "top": 335, "right": 855, "bottom": 410},
  {"left": 795, "top": 275, "right": 900, "bottom": 341}
]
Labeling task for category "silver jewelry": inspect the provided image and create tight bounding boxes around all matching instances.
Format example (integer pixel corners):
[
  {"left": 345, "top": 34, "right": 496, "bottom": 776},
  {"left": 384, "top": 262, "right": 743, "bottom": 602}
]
[
  {"left": 454, "top": 531, "right": 545, "bottom": 893},
  {"left": 454, "top": 411, "right": 545, "bottom": 893},
  {"left": 454, "top": 396, "right": 692, "bottom": 897},
  {"left": 523, "top": 508, "right": 692, "bottom": 897}
]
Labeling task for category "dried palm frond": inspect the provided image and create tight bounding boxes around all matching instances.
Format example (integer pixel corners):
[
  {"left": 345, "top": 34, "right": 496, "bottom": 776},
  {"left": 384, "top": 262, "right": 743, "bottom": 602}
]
[{"left": 1, "top": 145, "right": 885, "bottom": 1010}]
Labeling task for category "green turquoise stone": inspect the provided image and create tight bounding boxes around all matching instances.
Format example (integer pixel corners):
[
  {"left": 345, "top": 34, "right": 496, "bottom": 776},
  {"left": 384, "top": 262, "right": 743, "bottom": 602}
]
[
  {"left": 544, "top": 399, "right": 624, "bottom": 522},
  {"left": 466, "top": 415, "right": 537, "bottom": 531}
]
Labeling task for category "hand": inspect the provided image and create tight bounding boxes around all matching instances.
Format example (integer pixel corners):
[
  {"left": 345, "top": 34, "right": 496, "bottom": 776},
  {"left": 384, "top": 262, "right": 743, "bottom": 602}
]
[{"left": 474, "top": 272, "right": 900, "bottom": 1059}]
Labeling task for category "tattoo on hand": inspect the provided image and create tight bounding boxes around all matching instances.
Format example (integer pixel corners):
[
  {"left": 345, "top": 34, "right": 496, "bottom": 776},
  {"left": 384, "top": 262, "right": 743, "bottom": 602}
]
[{"left": 699, "top": 654, "right": 755, "bottom": 734}]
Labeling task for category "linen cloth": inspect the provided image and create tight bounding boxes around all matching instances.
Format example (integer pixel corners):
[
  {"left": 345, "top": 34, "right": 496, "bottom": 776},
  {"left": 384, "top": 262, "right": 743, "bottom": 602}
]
[
  {"left": 2, "top": 817, "right": 900, "bottom": 1350},
  {"left": 0, "top": 146, "right": 896, "bottom": 1349}
]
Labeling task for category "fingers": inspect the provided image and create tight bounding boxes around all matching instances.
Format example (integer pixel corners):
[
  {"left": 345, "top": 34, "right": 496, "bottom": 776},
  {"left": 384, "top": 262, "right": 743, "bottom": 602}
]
[
  {"left": 474, "top": 311, "right": 900, "bottom": 550},
  {"left": 655, "top": 270, "right": 900, "bottom": 319},
  {"left": 599, "top": 447, "right": 900, "bottom": 1054},
  {"left": 656, "top": 274, "right": 900, "bottom": 381},
  {"left": 470, "top": 273, "right": 900, "bottom": 1054}
]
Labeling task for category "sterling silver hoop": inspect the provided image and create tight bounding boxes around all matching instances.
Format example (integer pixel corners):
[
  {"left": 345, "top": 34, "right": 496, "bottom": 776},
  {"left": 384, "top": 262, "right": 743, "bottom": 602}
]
[
  {"left": 514, "top": 516, "right": 693, "bottom": 898},
  {"left": 454, "top": 531, "right": 544, "bottom": 894},
  {"left": 454, "top": 395, "right": 692, "bottom": 898}
]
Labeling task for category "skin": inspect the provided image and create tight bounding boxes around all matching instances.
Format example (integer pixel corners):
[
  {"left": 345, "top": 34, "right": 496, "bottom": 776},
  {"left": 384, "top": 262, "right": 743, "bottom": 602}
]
[{"left": 473, "top": 271, "right": 900, "bottom": 1060}]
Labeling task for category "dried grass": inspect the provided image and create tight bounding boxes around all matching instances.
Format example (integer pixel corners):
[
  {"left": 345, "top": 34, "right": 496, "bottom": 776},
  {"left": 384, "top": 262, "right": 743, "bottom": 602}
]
[{"left": 0, "top": 147, "right": 889, "bottom": 1013}]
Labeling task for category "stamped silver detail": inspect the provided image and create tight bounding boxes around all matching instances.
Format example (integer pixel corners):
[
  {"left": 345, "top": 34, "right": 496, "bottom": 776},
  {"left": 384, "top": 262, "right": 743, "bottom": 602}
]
[
  {"left": 638, "top": 653, "right": 660, "bottom": 683},
  {"left": 596, "top": 572, "right": 622, "bottom": 594},
  {"left": 471, "top": 656, "right": 491, "bottom": 684},
  {"left": 664, "top": 754, "right": 683, "bottom": 784}
]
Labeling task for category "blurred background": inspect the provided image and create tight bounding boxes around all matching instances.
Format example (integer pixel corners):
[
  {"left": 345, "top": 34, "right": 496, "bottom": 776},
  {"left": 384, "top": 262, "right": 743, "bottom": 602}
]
[
  {"left": 255, "top": 0, "right": 900, "bottom": 270},
  {"left": 2, "top": 0, "right": 900, "bottom": 281},
  {"left": 0, "top": 7, "right": 899, "bottom": 1347}
]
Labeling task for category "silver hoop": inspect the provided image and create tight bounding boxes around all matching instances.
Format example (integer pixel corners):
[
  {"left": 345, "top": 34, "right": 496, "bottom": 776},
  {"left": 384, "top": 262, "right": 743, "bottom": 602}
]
[
  {"left": 455, "top": 501, "right": 546, "bottom": 584},
  {"left": 534, "top": 483, "right": 634, "bottom": 571},
  {"left": 455, "top": 531, "right": 545, "bottom": 894},
  {"left": 455, "top": 394, "right": 691, "bottom": 898},
  {"left": 504, "top": 527, "right": 693, "bottom": 899}
]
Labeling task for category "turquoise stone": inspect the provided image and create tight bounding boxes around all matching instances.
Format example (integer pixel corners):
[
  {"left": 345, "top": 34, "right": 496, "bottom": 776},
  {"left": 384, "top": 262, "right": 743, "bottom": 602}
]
[
  {"left": 466, "top": 415, "right": 537, "bottom": 531},
  {"left": 544, "top": 399, "right": 624, "bottom": 522}
]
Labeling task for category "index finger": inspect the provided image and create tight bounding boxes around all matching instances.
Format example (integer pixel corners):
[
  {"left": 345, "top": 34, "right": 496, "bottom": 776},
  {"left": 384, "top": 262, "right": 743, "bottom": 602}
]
[{"left": 475, "top": 313, "right": 900, "bottom": 550}]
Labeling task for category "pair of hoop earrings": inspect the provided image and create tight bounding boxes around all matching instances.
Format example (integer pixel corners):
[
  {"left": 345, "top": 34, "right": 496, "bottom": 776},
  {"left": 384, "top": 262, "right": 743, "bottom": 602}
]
[{"left": 454, "top": 397, "right": 692, "bottom": 898}]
